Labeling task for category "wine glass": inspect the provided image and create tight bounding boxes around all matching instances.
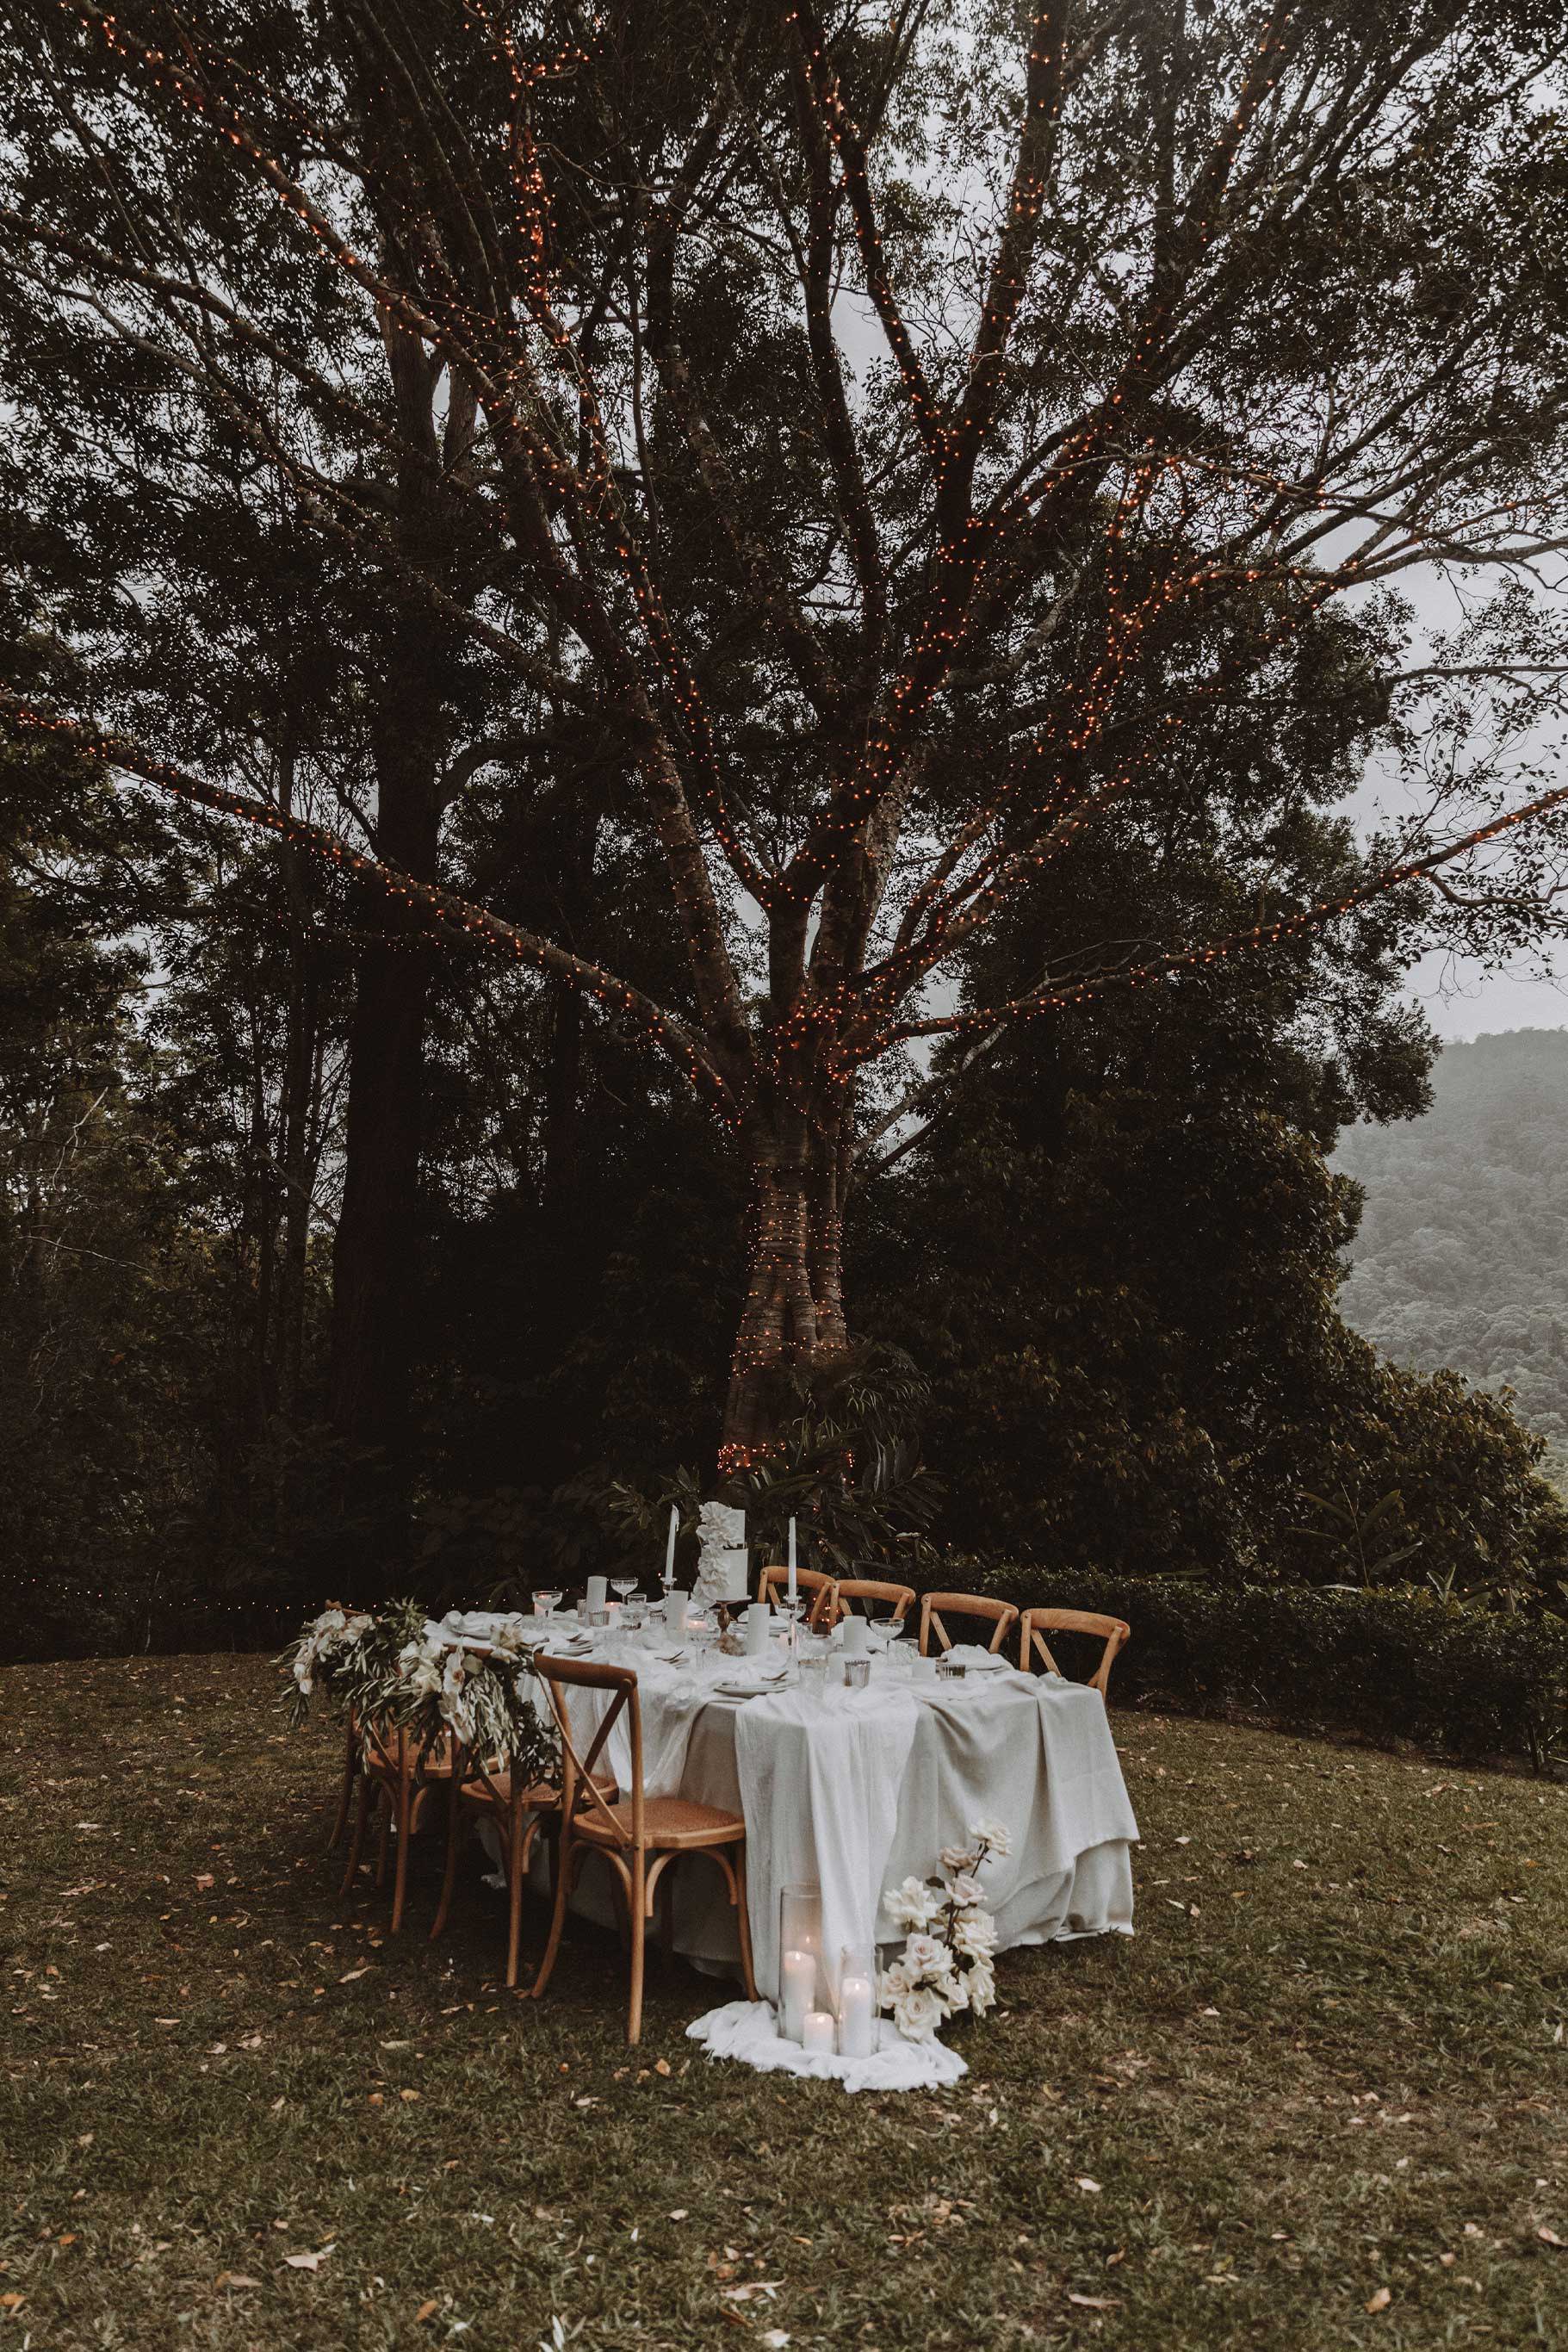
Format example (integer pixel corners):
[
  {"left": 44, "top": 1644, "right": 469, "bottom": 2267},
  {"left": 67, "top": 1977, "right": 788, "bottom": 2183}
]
[
  {"left": 610, "top": 1575, "right": 639, "bottom": 1606},
  {"left": 531, "top": 1587, "right": 562, "bottom": 1626}
]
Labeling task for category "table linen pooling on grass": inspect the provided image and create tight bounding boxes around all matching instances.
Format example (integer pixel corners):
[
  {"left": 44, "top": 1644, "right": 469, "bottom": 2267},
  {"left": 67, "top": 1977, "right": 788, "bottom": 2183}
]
[{"left": 426, "top": 1617, "right": 1138, "bottom": 1996}]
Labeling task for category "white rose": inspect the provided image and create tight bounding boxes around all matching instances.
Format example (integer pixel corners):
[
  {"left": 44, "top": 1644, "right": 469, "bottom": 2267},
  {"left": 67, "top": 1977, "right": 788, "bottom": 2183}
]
[
  {"left": 952, "top": 1906, "right": 997, "bottom": 1960},
  {"left": 879, "top": 1959, "right": 913, "bottom": 2005},
  {"left": 964, "top": 1956, "right": 997, "bottom": 2015},
  {"left": 883, "top": 1876, "right": 939, "bottom": 1932},
  {"left": 892, "top": 1983, "right": 949, "bottom": 2042},
  {"left": 969, "top": 1817, "right": 1012, "bottom": 1858},
  {"left": 902, "top": 1932, "right": 951, "bottom": 1982},
  {"left": 949, "top": 1872, "right": 985, "bottom": 1908},
  {"left": 939, "top": 1844, "right": 980, "bottom": 1874}
]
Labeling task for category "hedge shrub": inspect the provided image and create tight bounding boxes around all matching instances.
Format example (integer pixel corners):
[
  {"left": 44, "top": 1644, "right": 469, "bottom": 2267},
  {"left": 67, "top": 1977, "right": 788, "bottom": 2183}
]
[{"left": 948, "top": 1560, "right": 1568, "bottom": 1771}]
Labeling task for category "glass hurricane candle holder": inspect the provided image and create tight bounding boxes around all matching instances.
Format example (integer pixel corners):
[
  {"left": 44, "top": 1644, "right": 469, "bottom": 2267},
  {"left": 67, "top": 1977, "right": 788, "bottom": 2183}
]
[{"left": 778, "top": 1882, "right": 823, "bottom": 2042}]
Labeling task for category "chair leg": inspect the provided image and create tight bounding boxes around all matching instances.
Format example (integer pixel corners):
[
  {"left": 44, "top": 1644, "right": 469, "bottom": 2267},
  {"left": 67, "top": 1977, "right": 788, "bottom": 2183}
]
[
  {"left": 374, "top": 1788, "right": 390, "bottom": 1889},
  {"left": 430, "top": 1774, "right": 466, "bottom": 1941},
  {"left": 628, "top": 1848, "right": 648, "bottom": 2046},
  {"left": 389, "top": 1780, "right": 413, "bottom": 1933},
  {"left": 504, "top": 1795, "right": 527, "bottom": 1989},
  {"left": 326, "top": 1719, "right": 358, "bottom": 1850},
  {"left": 731, "top": 1846, "right": 757, "bottom": 2001},
  {"left": 530, "top": 1821, "right": 576, "bottom": 2002},
  {"left": 338, "top": 1773, "right": 371, "bottom": 1896}
]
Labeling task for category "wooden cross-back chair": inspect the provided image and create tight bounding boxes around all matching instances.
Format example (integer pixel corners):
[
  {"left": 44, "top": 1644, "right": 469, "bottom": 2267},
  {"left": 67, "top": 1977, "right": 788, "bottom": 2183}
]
[
  {"left": 756, "top": 1562, "right": 839, "bottom": 1633},
  {"left": 918, "top": 1591, "right": 1020, "bottom": 1657},
  {"left": 1019, "top": 1608, "right": 1131, "bottom": 1697},
  {"left": 338, "top": 1717, "right": 459, "bottom": 1934},
  {"left": 530, "top": 1655, "right": 756, "bottom": 2044},
  {"left": 428, "top": 1735, "right": 617, "bottom": 1990},
  {"left": 825, "top": 1576, "right": 915, "bottom": 1628}
]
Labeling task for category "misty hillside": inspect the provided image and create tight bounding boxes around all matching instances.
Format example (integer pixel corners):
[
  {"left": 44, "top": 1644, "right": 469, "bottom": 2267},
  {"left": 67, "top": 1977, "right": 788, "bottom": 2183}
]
[{"left": 1336, "top": 1027, "right": 1568, "bottom": 1446}]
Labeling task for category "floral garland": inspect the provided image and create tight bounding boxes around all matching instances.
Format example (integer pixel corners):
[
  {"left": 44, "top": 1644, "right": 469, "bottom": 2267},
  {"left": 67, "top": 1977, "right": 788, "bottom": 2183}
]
[
  {"left": 878, "top": 1819, "right": 1010, "bottom": 2041},
  {"left": 278, "top": 1600, "right": 558, "bottom": 1781}
]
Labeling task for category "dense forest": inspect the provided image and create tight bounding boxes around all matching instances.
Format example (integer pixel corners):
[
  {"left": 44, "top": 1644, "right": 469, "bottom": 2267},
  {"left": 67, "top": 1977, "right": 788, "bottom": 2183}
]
[
  {"left": 4, "top": 0, "right": 1568, "bottom": 1662},
  {"left": 1338, "top": 1028, "right": 1568, "bottom": 1459}
]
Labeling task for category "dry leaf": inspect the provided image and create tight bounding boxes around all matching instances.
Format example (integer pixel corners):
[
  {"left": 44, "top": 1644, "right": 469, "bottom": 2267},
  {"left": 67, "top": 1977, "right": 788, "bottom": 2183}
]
[
  {"left": 367, "top": 2093, "right": 384, "bottom": 2108},
  {"left": 400, "top": 2088, "right": 420, "bottom": 2102},
  {"left": 0, "top": 2293, "right": 26, "bottom": 2312},
  {"left": 1539, "top": 2227, "right": 1565, "bottom": 2248},
  {"left": 1067, "top": 2293, "right": 1118, "bottom": 2309},
  {"left": 668, "top": 2209, "right": 690, "bottom": 2221},
  {"left": 415, "top": 2299, "right": 439, "bottom": 2322},
  {"left": 282, "top": 2246, "right": 334, "bottom": 2271},
  {"left": 194, "top": 1873, "right": 214, "bottom": 1889},
  {"left": 654, "top": 2058, "right": 672, "bottom": 2076},
  {"left": 216, "top": 2273, "right": 262, "bottom": 2290},
  {"left": 759, "top": 2333, "right": 791, "bottom": 2349},
  {"left": 722, "top": 2281, "right": 783, "bottom": 2302},
  {"left": 339, "top": 1968, "right": 371, "bottom": 1984},
  {"left": 1366, "top": 2287, "right": 1392, "bottom": 2313},
  {"left": 1074, "top": 2177, "right": 1103, "bottom": 2194}
]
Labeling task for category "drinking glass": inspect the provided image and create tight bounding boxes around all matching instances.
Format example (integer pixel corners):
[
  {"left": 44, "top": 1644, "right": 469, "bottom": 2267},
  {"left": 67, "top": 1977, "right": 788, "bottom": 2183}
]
[
  {"left": 610, "top": 1576, "right": 638, "bottom": 1605},
  {"left": 531, "top": 1587, "right": 562, "bottom": 1623}
]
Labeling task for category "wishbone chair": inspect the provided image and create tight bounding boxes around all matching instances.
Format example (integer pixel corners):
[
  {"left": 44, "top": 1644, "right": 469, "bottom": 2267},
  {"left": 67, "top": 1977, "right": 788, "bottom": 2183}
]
[
  {"left": 530, "top": 1654, "right": 756, "bottom": 2045},
  {"left": 1019, "top": 1607, "right": 1131, "bottom": 1697},
  {"left": 918, "top": 1591, "right": 1020, "bottom": 1657},
  {"left": 338, "top": 1718, "right": 459, "bottom": 1933},
  {"left": 822, "top": 1576, "right": 915, "bottom": 1629},
  {"left": 757, "top": 1562, "right": 839, "bottom": 1632},
  {"left": 429, "top": 1739, "right": 618, "bottom": 1990}
]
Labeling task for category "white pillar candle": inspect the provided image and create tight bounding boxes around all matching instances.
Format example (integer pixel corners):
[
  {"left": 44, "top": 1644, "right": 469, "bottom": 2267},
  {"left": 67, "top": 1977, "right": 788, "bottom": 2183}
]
[
  {"left": 838, "top": 1972, "right": 876, "bottom": 2058},
  {"left": 586, "top": 1575, "right": 608, "bottom": 1612},
  {"left": 780, "top": 1946, "right": 816, "bottom": 2043},
  {"left": 801, "top": 2008, "right": 835, "bottom": 2055},
  {"left": 665, "top": 1505, "right": 679, "bottom": 1583},
  {"left": 840, "top": 1613, "right": 868, "bottom": 1657}
]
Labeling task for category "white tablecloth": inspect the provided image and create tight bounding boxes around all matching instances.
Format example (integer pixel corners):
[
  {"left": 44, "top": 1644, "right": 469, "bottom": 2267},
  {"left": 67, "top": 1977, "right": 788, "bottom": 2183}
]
[{"left": 438, "top": 1617, "right": 1137, "bottom": 1989}]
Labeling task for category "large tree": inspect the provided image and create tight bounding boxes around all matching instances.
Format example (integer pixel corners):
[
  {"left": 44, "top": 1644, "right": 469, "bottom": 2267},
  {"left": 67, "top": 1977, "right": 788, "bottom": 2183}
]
[{"left": 4, "top": 0, "right": 1568, "bottom": 1480}]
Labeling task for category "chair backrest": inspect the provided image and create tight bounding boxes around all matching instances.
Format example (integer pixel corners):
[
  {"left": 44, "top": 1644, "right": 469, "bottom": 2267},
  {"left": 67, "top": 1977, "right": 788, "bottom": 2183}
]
[
  {"left": 827, "top": 1577, "right": 915, "bottom": 1628},
  {"left": 534, "top": 1654, "right": 641, "bottom": 1848},
  {"left": 918, "top": 1591, "right": 1020, "bottom": 1656},
  {"left": 757, "top": 1563, "right": 839, "bottom": 1630},
  {"left": 1019, "top": 1608, "right": 1131, "bottom": 1696},
  {"left": 362, "top": 1717, "right": 450, "bottom": 1784}
]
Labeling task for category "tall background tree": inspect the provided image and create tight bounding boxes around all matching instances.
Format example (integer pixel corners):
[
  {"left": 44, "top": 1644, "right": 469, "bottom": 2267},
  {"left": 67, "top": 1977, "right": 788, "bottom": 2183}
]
[{"left": 3, "top": 0, "right": 1568, "bottom": 1636}]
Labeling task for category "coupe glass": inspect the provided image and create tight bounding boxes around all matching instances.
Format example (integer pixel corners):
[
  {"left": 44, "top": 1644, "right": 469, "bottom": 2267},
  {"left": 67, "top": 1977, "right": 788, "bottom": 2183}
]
[
  {"left": 610, "top": 1576, "right": 638, "bottom": 1605},
  {"left": 531, "top": 1587, "right": 562, "bottom": 1623}
]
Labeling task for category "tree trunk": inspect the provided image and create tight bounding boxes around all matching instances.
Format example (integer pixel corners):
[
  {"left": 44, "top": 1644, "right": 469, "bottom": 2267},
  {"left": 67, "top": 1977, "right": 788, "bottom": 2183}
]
[
  {"left": 326, "top": 312, "right": 461, "bottom": 1551},
  {"left": 719, "top": 1102, "right": 852, "bottom": 1474}
]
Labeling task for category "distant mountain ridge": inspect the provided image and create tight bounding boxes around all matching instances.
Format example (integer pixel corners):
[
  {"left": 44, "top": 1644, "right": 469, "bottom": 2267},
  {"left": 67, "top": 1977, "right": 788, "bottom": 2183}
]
[{"left": 1336, "top": 1027, "right": 1568, "bottom": 1446}]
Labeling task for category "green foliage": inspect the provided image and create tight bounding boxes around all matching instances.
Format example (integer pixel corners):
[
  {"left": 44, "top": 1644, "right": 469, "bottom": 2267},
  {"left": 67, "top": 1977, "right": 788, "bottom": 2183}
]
[
  {"left": 1338, "top": 1028, "right": 1568, "bottom": 1449},
  {"left": 959, "top": 1560, "right": 1568, "bottom": 1772}
]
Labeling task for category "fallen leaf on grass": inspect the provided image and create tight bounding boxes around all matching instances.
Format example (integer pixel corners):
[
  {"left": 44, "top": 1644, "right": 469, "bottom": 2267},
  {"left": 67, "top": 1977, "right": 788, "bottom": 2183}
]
[
  {"left": 654, "top": 2058, "right": 672, "bottom": 2076},
  {"left": 1539, "top": 2227, "right": 1565, "bottom": 2249},
  {"left": 0, "top": 2293, "right": 25, "bottom": 2312},
  {"left": 667, "top": 2209, "right": 689, "bottom": 2221},
  {"left": 1366, "top": 2287, "right": 1392, "bottom": 2313},
  {"left": 1074, "top": 2177, "right": 1103, "bottom": 2194},
  {"left": 415, "top": 2300, "right": 439, "bottom": 2322},
  {"left": 339, "top": 1968, "right": 372, "bottom": 1984},
  {"left": 1067, "top": 2293, "right": 1118, "bottom": 2309},
  {"left": 722, "top": 2280, "right": 783, "bottom": 2302},
  {"left": 759, "top": 2334, "right": 791, "bottom": 2349},
  {"left": 282, "top": 2246, "right": 334, "bottom": 2271},
  {"left": 400, "top": 2088, "right": 420, "bottom": 2102},
  {"left": 215, "top": 2273, "right": 262, "bottom": 2290}
]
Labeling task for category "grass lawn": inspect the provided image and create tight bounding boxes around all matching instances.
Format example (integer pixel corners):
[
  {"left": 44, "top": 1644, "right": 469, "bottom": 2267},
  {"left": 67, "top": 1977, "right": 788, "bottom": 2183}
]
[{"left": 2, "top": 1656, "right": 1565, "bottom": 2351}]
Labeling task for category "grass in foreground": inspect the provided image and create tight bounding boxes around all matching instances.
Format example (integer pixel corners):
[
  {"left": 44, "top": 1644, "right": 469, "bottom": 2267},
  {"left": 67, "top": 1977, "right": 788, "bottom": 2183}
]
[{"left": 1, "top": 1655, "right": 1565, "bottom": 2352}]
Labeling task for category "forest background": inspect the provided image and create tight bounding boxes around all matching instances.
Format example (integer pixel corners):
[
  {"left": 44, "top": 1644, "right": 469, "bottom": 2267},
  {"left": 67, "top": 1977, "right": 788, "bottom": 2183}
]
[{"left": 4, "top": 0, "right": 1568, "bottom": 1673}]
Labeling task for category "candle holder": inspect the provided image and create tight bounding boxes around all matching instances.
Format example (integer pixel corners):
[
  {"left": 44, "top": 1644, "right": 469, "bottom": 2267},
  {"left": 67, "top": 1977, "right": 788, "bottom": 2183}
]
[{"left": 778, "top": 1882, "right": 824, "bottom": 2043}]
